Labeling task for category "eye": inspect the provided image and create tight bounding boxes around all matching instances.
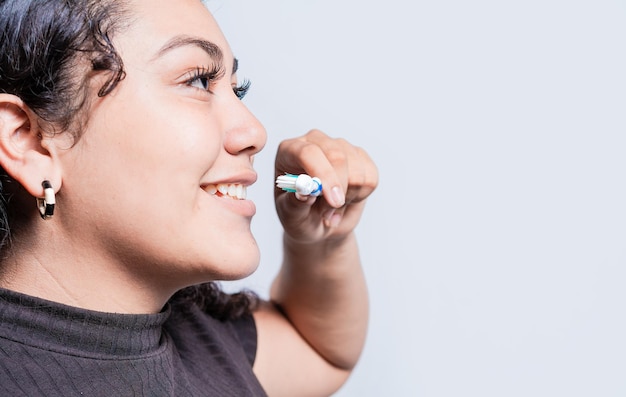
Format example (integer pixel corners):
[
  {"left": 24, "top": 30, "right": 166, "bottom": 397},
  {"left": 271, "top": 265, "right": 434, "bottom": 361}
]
[
  {"left": 190, "top": 76, "right": 211, "bottom": 91},
  {"left": 233, "top": 79, "right": 251, "bottom": 100},
  {"left": 185, "top": 65, "right": 225, "bottom": 93}
]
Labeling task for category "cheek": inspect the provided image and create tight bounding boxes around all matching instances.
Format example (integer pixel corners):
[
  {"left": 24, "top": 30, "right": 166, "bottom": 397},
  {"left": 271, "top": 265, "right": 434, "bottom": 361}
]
[
  {"left": 169, "top": 115, "right": 223, "bottom": 161},
  {"left": 112, "top": 103, "right": 221, "bottom": 169},
  {"left": 72, "top": 80, "right": 225, "bottom": 208},
  {"left": 141, "top": 93, "right": 223, "bottom": 160}
]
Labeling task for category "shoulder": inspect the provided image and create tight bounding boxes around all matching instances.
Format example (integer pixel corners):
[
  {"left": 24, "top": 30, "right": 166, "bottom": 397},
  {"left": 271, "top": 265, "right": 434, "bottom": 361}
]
[
  {"left": 166, "top": 284, "right": 259, "bottom": 366},
  {"left": 164, "top": 289, "right": 267, "bottom": 395}
]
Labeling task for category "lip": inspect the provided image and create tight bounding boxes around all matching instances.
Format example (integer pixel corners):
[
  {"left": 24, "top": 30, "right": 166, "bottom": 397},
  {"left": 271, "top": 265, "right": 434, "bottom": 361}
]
[
  {"left": 208, "top": 192, "right": 257, "bottom": 217},
  {"left": 201, "top": 169, "right": 258, "bottom": 188},
  {"left": 200, "top": 170, "right": 258, "bottom": 217}
]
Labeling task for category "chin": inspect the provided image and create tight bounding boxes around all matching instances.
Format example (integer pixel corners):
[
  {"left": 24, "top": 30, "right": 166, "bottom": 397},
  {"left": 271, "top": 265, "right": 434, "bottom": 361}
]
[
  {"left": 220, "top": 266, "right": 259, "bottom": 282},
  {"left": 228, "top": 256, "right": 261, "bottom": 281},
  {"left": 213, "top": 245, "right": 261, "bottom": 281}
]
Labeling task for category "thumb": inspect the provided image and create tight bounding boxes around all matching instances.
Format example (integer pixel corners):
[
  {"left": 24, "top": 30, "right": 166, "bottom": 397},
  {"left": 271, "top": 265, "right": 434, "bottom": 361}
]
[{"left": 274, "top": 190, "right": 318, "bottom": 228}]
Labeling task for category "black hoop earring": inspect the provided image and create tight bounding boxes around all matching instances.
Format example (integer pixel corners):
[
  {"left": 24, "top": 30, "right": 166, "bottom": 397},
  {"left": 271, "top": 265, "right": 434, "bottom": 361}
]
[{"left": 36, "top": 180, "right": 55, "bottom": 220}]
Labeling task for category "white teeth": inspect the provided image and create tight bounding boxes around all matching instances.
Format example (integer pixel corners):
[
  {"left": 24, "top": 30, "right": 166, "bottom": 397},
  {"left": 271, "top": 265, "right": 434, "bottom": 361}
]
[
  {"left": 203, "top": 184, "right": 247, "bottom": 200},
  {"left": 217, "top": 184, "right": 228, "bottom": 195}
]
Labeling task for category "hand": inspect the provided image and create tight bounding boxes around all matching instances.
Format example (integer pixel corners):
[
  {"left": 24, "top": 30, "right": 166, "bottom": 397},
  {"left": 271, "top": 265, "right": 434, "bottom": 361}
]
[{"left": 274, "top": 129, "right": 378, "bottom": 244}]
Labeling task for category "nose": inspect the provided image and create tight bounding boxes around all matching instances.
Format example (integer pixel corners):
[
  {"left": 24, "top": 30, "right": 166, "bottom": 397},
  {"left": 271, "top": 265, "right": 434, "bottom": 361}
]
[{"left": 222, "top": 95, "right": 267, "bottom": 157}]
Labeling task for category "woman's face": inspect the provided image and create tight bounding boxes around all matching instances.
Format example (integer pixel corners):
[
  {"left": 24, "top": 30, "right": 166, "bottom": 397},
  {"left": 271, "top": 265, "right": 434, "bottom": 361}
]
[{"left": 56, "top": 0, "right": 267, "bottom": 287}]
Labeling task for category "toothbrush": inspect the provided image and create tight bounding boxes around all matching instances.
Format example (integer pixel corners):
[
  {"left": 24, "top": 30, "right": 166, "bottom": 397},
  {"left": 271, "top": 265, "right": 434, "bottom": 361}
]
[{"left": 275, "top": 173, "right": 323, "bottom": 197}]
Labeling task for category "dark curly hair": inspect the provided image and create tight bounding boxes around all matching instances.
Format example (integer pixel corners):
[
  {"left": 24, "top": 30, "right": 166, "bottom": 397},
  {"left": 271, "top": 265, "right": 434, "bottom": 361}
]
[
  {"left": 0, "top": 0, "right": 257, "bottom": 319},
  {"left": 0, "top": 0, "right": 126, "bottom": 132}
]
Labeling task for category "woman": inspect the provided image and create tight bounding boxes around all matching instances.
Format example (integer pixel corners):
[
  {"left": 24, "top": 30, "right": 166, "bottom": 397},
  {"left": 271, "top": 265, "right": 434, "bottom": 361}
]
[{"left": 0, "top": 0, "right": 377, "bottom": 396}]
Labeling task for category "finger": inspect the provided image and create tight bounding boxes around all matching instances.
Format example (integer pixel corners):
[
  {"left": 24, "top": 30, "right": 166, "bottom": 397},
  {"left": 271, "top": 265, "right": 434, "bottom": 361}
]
[
  {"left": 343, "top": 145, "right": 379, "bottom": 204},
  {"left": 275, "top": 129, "right": 379, "bottom": 210},
  {"left": 275, "top": 137, "right": 348, "bottom": 208},
  {"left": 274, "top": 188, "right": 317, "bottom": 226},
  {"left": 322, "top": 207, "right": 343, "bottom": 228},
  {"left": 303, "top": 130, "right": 379, "bottom": 205}
]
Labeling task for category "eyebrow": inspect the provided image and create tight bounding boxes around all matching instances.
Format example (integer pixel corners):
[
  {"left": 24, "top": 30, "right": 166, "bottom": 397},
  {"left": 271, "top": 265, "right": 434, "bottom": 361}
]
[
  {"left": 152, "top": 35, "right": 223, "bottom": 64},
  {"left": 232, "top": 57, "right": 239, "bottom": 75},
  {"left": 152, "top": 34, "right": 240, "bottom": 76}
]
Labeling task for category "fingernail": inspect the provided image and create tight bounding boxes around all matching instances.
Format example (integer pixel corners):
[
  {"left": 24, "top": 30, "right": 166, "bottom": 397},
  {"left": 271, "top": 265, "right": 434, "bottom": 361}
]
[
  {"left": 330, "top": 186, "right": 345, "bottom": 207},
  {"left": 329, "top": 213, "right": 342, "bottom": 228},
  {"left": 323, "top": 209, "right": 342, "bottom": 228},
  {"left": 323, "top": 209, "right": 335, "bottom": 222}
]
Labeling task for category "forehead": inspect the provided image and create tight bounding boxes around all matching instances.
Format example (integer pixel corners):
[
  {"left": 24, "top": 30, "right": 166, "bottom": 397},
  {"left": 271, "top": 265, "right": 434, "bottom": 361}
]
[{"left": 119, "top": 0, "right": 233, "bottom": 63}]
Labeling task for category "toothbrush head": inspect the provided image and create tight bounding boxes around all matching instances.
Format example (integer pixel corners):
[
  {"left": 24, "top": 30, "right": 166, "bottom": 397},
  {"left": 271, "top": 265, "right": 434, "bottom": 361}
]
[{"left": 276, "top": 173, "right": 323, "bottom": 197}]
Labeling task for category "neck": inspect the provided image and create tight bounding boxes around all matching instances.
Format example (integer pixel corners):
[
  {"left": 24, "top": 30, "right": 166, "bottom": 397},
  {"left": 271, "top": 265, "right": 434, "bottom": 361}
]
[{"left": 0, "top": 244, "right": 173, "bottom": 314}]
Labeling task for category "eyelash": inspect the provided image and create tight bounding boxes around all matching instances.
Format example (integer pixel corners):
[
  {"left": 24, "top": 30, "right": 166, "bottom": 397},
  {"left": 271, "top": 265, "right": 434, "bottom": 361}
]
[
  {"left": 233, "top": 79, "right": 251, "bottom": 100},
  {"left": 185, "top": 66, "right": 251, "bottom": 100}
]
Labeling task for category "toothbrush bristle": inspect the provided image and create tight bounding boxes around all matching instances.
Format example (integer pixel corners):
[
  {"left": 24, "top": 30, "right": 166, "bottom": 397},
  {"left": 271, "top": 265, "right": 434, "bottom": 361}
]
[
  {"left": 276, "top": 174, "right": 298, "bottom": 188},
  {"left": 276, "top": 174, "right": 298, "bottom": 193}
]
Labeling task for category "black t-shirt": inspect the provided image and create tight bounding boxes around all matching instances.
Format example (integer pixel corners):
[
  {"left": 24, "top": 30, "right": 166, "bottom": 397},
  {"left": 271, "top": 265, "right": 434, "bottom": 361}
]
[{"left": 0, "top": 287, "right": 267, "bottom": 396}]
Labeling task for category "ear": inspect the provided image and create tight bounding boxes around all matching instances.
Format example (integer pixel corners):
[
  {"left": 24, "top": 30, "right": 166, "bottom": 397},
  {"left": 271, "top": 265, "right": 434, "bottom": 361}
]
[{"left": 0, "top": 94, "right": 62, "bottom": 198}]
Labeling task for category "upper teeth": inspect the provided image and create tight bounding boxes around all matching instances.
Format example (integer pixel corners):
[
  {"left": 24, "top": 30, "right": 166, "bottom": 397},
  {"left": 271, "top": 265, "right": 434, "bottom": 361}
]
[{"left": 204, "top": 184, "right": 247, "bottom": 200}]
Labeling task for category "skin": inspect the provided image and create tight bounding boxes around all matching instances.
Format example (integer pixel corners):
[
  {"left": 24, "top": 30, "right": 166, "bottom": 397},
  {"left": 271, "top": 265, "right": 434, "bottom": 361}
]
[{"left": 0, "top": 0, "right": 378, "bottom": 395}]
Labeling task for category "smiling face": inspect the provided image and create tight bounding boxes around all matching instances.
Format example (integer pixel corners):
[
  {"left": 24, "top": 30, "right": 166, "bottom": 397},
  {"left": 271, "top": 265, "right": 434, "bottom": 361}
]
[{"left": 55, "top": 0, "right": 267, "bottom": 288}]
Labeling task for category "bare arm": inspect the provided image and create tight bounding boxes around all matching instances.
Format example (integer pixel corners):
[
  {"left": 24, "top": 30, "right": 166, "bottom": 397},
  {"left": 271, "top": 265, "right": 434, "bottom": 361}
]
[{"left": 254, "top": 130, "right": 378, "bottom": 396}]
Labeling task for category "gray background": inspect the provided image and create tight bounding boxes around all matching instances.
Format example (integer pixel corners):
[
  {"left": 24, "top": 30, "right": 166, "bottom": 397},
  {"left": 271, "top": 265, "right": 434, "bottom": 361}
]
[{"left": 211, "top": 0, "right": 626, "bottom": 395}]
